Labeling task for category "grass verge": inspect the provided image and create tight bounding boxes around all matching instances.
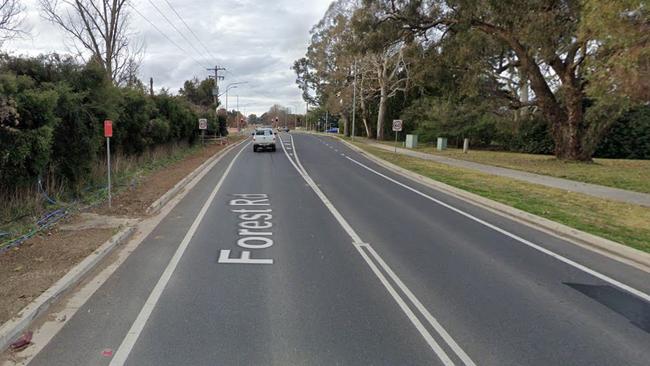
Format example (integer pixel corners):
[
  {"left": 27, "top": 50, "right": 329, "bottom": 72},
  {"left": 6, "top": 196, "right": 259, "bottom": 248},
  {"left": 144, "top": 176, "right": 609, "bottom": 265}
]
[
  {"left": 359, "top": 144, "right": 650, "bottom": 254},
  {"left": 372, "top": 139, "right": 650, "bottom": 194}
]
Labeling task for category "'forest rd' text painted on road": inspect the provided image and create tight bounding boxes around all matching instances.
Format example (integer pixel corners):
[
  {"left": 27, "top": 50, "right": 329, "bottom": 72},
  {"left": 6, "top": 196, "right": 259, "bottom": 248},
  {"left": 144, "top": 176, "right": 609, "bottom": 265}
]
[{"left": 218, "top": 193, "right": 274, "bottom": 265}]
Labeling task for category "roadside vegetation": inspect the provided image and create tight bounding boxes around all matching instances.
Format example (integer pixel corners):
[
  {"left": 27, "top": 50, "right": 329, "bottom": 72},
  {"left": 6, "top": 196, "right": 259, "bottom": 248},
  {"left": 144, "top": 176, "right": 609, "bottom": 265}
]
[
  {"left": 0, "top": 54, "right": 229, "bottom": 247},
  {"left": 360, "top": 145, "right": 650, "bottom": 254},
  {"left": 296, "top": 1, "right": 649, "bottom": 161}
]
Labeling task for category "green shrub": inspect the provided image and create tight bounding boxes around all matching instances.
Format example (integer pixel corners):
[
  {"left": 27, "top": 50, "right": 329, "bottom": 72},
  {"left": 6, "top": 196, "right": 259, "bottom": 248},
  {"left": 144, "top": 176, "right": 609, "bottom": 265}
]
[
  {"left": 595, "top": 105, "right": 650, "bottom": 159},
  {"left": 51, "top": 85, "right": 99, "bottom": 187}
]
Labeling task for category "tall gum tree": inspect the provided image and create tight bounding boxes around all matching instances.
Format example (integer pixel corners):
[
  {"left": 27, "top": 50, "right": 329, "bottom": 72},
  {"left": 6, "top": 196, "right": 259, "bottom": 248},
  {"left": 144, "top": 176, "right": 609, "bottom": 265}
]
[{"left": 370, "top": 0, "right": 648, "bottom": 160}]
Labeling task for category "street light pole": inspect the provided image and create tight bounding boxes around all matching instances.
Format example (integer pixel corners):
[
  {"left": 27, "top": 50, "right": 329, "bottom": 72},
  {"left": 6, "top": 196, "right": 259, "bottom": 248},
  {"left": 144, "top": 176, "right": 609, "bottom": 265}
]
[
  {"left": 221, "top": 81, "right": 247, "bottom": 111},
  {"left": 325, "top": 110, "right": 329, "bottom": 133}
]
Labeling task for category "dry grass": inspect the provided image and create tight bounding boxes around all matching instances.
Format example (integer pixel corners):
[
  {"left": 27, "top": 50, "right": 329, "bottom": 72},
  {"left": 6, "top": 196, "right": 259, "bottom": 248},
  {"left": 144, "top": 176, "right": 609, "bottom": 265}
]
[
  {"left": 1, "top": 141, "right": 200, "bottom": 240},
  {"left": 363, "top": 145, "right": 650, "bottom": 253}
]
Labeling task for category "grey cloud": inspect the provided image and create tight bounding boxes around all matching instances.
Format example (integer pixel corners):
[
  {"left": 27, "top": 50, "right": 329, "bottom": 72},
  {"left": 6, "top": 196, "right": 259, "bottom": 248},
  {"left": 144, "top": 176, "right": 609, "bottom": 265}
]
[{"left": 5, "top": 0, "right": 332, "bottom": 115}]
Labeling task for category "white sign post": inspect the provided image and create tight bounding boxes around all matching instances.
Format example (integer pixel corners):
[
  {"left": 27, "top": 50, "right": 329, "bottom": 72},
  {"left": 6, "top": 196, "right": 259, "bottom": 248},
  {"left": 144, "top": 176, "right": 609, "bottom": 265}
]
[
  {"left": 104, "top": 120, "right": 113, "bottom": 208},
  {"left": 392, "top": 119, "right": 403, "bottom": 153},
  {"left": 199, "top": 118, "right": 207, "bottom": 146}
]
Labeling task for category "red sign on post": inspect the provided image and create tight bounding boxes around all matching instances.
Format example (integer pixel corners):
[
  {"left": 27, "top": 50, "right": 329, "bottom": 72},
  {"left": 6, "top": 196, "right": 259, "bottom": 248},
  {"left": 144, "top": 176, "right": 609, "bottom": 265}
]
[{"left": 104, "top": 120, "right": 113, "bottom": 137}]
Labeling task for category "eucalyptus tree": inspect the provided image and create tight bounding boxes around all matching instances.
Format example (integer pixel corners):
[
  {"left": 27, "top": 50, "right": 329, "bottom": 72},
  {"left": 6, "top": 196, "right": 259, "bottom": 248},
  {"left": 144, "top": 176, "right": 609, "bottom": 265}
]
[
  {"left": 295, "top": 0, "right": 413, "bottom": 139},
  {"left": 366, "top": 0, "right": 648, "bottom": 160}
]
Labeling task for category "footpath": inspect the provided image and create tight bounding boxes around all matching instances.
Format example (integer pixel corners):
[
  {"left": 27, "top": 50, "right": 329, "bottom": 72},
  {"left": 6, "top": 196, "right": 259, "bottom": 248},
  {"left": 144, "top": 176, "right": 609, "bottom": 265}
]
[{"left": 359, "top": 138, "right": 650, "bottom": 208}]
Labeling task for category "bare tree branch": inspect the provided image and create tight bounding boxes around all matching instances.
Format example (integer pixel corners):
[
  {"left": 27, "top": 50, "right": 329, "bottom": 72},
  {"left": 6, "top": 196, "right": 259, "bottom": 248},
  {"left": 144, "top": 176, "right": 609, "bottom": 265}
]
[
  {"left": 0, "top": 0, "right": 25, "bottom": 43},
  {"left": 39, "top": 0, "right": 138, "bottom": 84}
]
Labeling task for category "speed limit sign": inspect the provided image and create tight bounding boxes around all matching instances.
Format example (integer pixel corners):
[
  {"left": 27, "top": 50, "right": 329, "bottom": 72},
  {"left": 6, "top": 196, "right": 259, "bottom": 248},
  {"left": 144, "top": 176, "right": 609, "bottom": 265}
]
[
  {"left": 392, "top": 119, "right": 403, "bottom": 132},
  {"left": 198, "top": 118, "right": 208, "bottom": 130}
]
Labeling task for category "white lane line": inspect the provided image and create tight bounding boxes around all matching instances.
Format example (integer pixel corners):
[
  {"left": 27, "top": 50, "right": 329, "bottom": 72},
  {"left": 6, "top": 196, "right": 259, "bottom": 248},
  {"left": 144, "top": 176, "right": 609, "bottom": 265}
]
[
  {"left": 280, "top": 134, "right": 473, "bottom": 366},
  {"left": 109, "top": 142, "right": 250, "bottom": 366},
  {"left": 346, "top": 155, "right": 650, "bottom": 304}
]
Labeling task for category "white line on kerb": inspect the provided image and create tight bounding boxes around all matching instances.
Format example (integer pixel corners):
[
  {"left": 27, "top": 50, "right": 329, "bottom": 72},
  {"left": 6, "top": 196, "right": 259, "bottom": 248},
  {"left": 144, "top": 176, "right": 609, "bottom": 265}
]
[
  {"left": 280, "top": 134, "right": 475, "bottom": 366},
  {"left": 109, "top": 142, "right": 250, "bottom": 366},
  {"left": 346, "top": 155, "right": 650, "bottom": 304}
]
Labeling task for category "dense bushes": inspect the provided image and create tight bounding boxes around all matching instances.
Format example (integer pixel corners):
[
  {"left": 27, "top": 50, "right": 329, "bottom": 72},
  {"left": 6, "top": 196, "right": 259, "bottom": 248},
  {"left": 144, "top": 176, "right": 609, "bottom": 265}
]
[
  {"left": 0, "top": 54, "right": 207, "bottom": 194},
  {"left": 595, "top": 105, "right": 650, "bottom": 159},
  {"left": 397, "top": 93, "right": 648, "bottom": 158}
]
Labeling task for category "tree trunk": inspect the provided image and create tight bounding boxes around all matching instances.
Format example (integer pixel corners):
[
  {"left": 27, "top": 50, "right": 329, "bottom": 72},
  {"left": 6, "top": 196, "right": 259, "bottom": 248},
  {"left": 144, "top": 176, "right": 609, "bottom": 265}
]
[
  {"left": 475, "top": 25, "right": 592, "bottom": 161},
  {"left": 551, "top": 86, "right": 590, "bottom": 160},
  {"left": 342, "top": 113, "right": 349, "bottom": 137},
  {"left": 376, "top": 85, "right": 387, "bottom": 140},
  {"left": 362, "top": 114, "right": 372, "bottom": 138},
  {"left": 359, "top": 83, "right": 372, "bottom": 138}
]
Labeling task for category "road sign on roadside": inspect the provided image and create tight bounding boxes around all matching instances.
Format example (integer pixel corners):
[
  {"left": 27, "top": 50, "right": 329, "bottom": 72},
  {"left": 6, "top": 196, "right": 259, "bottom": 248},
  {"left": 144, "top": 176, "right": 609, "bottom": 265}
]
[
  {"left": 198, "top": 118, "right": 208, "bottom": 130},
  {"left": 104, "top": 120, "right": 113, "bottom": 208},
  {"left": 392, "top": 119, "right": 403, "bottom": 132},
  {"left": 104, "top": 120, "right": 113, "bottom": 137}
]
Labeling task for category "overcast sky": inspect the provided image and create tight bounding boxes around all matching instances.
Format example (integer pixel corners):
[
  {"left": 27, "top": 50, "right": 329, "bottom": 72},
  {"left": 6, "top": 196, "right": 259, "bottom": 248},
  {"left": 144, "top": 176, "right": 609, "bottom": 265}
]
[{"left": 4, "top": 0, "right": 333, "bottom": 115}]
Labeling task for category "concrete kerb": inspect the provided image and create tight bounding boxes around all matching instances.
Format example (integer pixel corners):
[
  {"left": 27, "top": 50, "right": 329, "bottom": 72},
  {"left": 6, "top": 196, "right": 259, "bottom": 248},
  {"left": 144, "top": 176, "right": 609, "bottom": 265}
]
[
  {"left": 0, "top": 226, "right": 135, "bottom": 352},
  {"left": 146, "top": 140, "right": 243, "bottom": 215},
  {"left": 0, "top": 138, "right": 247, "bottom": 352},
  {"left": 326, "top": 134, "right": 650, "bottom": 273}
]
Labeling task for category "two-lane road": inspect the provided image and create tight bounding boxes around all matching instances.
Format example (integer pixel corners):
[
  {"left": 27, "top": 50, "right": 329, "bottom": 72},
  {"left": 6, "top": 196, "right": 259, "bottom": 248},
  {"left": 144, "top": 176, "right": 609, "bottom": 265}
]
[{"left": 18, "top": 132, "right": 650, "bottom": 365}]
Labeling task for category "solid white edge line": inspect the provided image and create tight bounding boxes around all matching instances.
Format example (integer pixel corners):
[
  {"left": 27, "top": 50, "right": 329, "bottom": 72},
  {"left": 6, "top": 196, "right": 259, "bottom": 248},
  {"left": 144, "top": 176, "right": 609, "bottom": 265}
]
[
  {"left": 345, "top": 155, "right": 650, "bottom": 304},
  {"left": 280, "top": 134, "right": 472, "bottom": 366},
  {"left": 109, "top": 142, "right": 250, "bottom": 366}
]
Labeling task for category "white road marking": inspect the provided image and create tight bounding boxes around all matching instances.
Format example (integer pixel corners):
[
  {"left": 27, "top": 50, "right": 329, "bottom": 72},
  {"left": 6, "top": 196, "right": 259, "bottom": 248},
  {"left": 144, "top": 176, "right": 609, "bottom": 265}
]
[
  {"left": 279, "top": 134, "right": 474, "bottom": 366},
  {"left": 109, "top": 142, "right": 250, "bottom": 366},
  {"left": 346, "top": 155, "right": 650, "bottom": 304}
]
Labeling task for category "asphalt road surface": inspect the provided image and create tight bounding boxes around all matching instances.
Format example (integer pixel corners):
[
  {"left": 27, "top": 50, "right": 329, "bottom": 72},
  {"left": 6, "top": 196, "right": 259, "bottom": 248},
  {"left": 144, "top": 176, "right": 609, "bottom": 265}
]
[{"left": 23, "top": 132, "right": 650, "bottom": 365}]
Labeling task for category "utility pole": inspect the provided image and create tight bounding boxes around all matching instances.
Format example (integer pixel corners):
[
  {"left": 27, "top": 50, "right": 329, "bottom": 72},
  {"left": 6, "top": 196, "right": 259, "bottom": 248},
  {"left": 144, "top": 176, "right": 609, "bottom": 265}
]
[
  {"left": 149, "top": 77, "right": 154, "bottom": 97},
  {"left": 351, "top": 59, "right": 357, "bottom": 141},
  {"left": 325, "top": 110, "right": 329, "bottom": 133},
  {"left": 207, "top": 65, "right": 226, "bottom": 105}
]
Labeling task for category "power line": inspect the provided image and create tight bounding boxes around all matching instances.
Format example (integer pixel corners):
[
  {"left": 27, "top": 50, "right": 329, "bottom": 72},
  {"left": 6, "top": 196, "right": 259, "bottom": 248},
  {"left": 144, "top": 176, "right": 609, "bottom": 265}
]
[
  {"left": 145, "top": 0, "right": 211, "bottom": 65},
  {"left": 129, "top": 4, "right": 209, "bottom": 69},
  {"left": 161, "top": 0, "right": 218, "bottom": 61}
]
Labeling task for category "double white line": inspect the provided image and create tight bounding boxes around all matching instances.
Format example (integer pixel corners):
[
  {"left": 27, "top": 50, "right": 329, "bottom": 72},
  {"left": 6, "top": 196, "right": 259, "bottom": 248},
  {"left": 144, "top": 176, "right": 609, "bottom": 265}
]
[{"left": 280, "top": 134, "right": 475, "bottom": 366}]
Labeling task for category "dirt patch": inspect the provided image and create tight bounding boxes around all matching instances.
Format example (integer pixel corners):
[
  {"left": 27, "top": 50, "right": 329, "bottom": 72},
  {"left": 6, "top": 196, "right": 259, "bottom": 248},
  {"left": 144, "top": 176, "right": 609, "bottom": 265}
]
[
  {"left": 0, "top": 226, "right": 114, "bottom": 324},
  {"left": 0, "top": 138, "right": 242, "bottom": 326}
]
